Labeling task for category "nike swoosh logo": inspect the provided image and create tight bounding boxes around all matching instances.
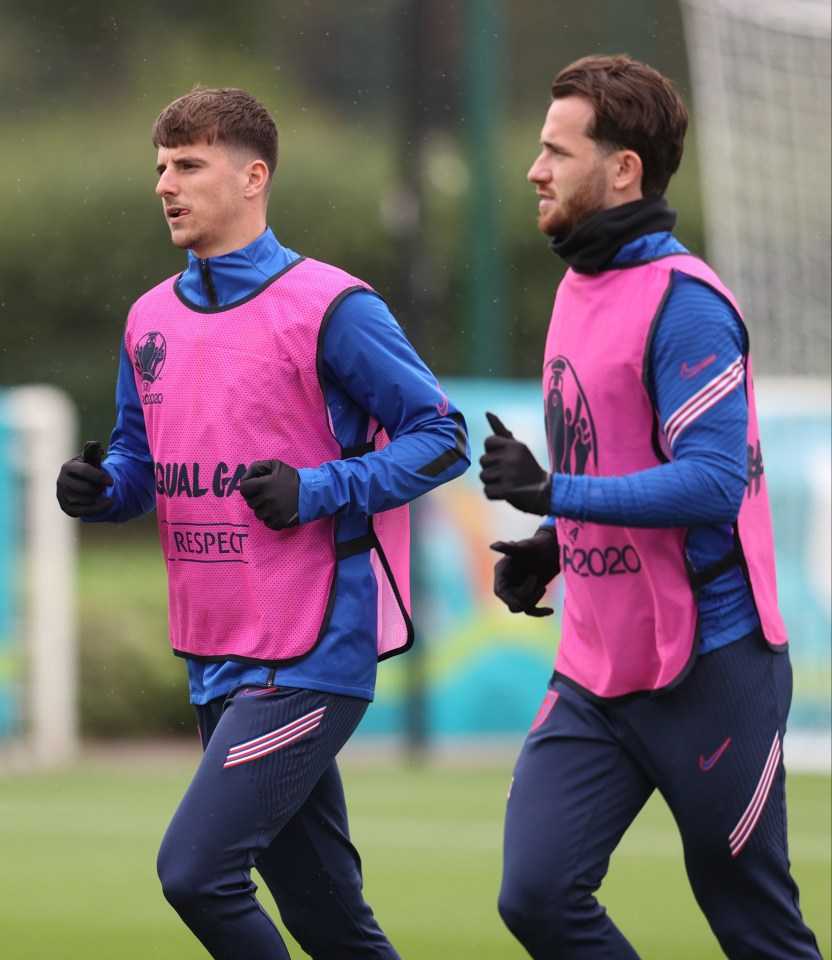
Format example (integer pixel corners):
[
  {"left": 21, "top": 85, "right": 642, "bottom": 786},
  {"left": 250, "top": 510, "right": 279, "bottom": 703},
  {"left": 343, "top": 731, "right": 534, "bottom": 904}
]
[
  {"left": 699, "top": 737, "right": 732, "bottom": 771},
  {"left": 680, "top": 355, "right": 717, "bottom": 379},
  {"left": 239, "top": 686, "right": 278, "bottom": 698}
]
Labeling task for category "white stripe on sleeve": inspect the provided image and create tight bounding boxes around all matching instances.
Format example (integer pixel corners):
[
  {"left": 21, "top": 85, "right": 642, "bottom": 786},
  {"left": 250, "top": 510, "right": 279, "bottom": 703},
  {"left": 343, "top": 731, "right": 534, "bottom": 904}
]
[{"left": 663, "top": 356, "right": 745, "bottom": 449}]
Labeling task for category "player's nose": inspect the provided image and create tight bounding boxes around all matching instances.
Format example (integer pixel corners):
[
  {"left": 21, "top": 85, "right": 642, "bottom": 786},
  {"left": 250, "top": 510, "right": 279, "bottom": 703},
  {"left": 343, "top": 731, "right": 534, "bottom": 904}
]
[
  {"left": 528, "top": 155, "right": 550, "bottom": 183},
  {"left": 155, "top": 170, "right": 178, "bottom": 197}
]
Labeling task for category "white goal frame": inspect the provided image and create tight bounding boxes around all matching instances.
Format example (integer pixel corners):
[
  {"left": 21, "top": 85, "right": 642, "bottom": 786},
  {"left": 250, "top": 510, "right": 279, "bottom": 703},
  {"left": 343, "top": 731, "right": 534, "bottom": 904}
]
[
  {"left": 680, "top": 0, "right": 832, "bottom": 377},
  {"left": 0, "top": 385, "right": 79, "bottom": 769}
]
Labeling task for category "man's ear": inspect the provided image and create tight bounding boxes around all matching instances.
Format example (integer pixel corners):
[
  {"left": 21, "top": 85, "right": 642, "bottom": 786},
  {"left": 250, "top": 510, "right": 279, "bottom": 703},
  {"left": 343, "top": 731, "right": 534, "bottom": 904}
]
[
  {"left": 612, "top": 149, "right": 643, "bottom": 194},
  {"left": 244, "top": 158, "right": 270, "bottom": 199}
]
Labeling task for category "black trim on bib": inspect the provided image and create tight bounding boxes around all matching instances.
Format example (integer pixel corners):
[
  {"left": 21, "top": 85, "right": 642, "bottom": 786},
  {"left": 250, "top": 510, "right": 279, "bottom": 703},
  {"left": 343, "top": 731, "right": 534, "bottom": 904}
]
[
  {"left": 173, "top": 256, "right": 308, "bottom": 313},
  {"left": 315, "top": 285, "right": 385, "bottom": 440},
  {"left": 341, "top": 441, "right": 375, "bottom": 459},
  {"left": 690, "top": 548, "right": 741, "bottom": 589},
  {"left": 335, "top": 534, "right": 374, "bottom": 559},
  {"left": 368, "top": 514, "right": 415, "bottom": 660}
]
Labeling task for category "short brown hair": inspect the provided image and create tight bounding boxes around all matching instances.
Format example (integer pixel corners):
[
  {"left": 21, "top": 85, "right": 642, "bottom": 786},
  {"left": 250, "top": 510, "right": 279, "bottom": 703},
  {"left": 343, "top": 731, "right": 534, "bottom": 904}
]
[
  {"left": 152, "top": 86, "right": 278, "bottom": 179},
  {"left": 551, "top": 55, "right": 688, "bottom": 197}
]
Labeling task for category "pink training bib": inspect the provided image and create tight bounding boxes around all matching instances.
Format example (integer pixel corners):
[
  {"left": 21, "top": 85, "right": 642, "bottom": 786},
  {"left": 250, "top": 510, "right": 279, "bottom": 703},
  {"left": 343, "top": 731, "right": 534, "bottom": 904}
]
[
  {"left": 125, "top": 257, "right": 412, "bottom": 664},
  {"left": 544, "top": 254, "right": 786, "bottom": 698}
]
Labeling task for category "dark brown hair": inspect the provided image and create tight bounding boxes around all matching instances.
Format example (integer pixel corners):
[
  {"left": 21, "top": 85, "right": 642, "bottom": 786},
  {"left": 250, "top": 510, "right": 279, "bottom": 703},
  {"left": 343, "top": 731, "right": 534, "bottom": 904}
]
[
  {"left": 551, "top": 55, "right": 688, "bottom": 197},
  {"left": 152, "top": 86, "right": 278, "bottom": 179}
]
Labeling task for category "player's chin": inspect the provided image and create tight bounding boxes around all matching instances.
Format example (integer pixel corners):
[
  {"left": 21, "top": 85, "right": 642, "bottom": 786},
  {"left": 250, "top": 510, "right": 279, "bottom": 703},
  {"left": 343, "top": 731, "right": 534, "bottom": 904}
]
[
  {"left": 168, "top": 230, "right": 192, "bottom": 249},
  {"left": 537, "top": 215, "right": 559, "bottom": 237}
]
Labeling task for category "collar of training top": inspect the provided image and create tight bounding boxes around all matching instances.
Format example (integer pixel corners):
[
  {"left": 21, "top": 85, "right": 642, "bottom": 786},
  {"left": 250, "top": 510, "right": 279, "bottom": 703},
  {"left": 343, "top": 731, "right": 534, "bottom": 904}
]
[{"left": 548, "top": 196, "right": 678, "bottom": 275}]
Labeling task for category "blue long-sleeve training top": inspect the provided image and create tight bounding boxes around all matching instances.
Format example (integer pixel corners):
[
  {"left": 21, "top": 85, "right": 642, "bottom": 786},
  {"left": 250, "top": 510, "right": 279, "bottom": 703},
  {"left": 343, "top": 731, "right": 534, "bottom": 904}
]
[{"left": 89, "top": 227, "right": 470, "bottom": 703}]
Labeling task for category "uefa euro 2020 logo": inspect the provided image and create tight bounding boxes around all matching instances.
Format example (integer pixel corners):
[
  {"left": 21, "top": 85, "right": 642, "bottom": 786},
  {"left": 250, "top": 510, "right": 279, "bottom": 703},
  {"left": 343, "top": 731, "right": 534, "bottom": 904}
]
[
  {"left": 544, "top": 355, "right": 597, "bottom": 478},
  {"left": 133, "top": 331, "right": 167, "bottom": 405}
]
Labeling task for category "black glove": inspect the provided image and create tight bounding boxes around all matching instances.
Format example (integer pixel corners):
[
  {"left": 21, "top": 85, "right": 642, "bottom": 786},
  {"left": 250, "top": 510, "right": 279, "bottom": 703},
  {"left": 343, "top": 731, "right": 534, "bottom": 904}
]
[
  {"left": 56, "top": 441, "right": 114, "bottom": 518},
  {"left": 491, "top": 526, "right": 560, "bottom": 617},
  {"left": 240, "top": 459, "right": 300, "bottom": 530},
  {"left": 479, "top": 412, "right": 552, "bottom": 515}
]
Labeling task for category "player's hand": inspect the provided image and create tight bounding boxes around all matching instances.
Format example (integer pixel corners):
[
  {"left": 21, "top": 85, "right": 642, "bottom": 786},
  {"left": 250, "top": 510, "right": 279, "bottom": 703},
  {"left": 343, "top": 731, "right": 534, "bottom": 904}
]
[
  {"left": 240, "top": 459, "right": 300, "bottom": 530},
  {"left": 56, "top": 443, "right": 114, "bottom": 518},
  {"left": 479, "top": 412, "right": 551, "bottom": 515},
  {"left": 491, "top": 526, "right": 560, "bottom": 617}
]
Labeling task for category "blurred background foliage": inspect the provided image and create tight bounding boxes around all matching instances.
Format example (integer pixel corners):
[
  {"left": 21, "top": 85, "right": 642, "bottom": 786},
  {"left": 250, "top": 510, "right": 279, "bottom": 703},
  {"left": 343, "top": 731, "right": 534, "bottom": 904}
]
[{"left": 0, "top": 0, "right": 702, "bottom": 446}]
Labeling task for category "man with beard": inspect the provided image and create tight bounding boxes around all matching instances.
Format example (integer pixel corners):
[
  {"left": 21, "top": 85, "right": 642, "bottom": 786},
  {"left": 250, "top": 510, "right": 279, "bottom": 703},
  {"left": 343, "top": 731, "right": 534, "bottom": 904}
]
[
  {"left": 479, "top": 55, "right": 820, "bottom": 959},
  {"left": 56, "top": 86, "right": 469, "bottom": 959}
]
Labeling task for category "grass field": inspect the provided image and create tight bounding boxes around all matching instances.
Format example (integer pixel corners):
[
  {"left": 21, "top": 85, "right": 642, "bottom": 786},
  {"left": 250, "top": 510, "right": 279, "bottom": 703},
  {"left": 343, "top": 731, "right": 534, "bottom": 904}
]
[
  {"left": 2, "top": 535, "right": 827, "bottom": 957},
  {"left": 0, "top": 744, "right": 828, "bottom": 959}
]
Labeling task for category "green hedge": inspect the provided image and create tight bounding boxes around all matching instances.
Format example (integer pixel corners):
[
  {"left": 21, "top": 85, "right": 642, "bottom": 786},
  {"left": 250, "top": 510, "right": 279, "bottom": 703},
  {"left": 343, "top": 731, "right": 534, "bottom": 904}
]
[{"left": 77, "top": 523, "right": 194, "bottom": 738}]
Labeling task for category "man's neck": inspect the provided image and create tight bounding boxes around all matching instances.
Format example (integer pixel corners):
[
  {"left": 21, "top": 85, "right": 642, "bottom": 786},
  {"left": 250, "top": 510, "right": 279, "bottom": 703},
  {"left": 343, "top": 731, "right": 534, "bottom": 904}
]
[
  {"left": 191, "top": 222, "right": 268, "bottom": 260},
  {"left": 548, "top": 197, "right": 677, "bottom": 274}
]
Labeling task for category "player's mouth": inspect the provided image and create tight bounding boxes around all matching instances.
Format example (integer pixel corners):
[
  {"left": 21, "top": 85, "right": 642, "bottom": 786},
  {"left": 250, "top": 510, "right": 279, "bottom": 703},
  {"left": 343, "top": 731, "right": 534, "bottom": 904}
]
[{"left": 166, "top": 206, "right": 189, "bottom": 222}]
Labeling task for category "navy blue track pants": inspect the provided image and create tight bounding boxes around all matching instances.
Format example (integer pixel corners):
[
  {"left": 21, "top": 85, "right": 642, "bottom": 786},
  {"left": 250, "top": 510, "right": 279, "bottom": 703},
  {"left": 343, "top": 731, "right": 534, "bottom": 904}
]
[
  {"left": 157, "top": 686, "right": 400, "bottom": 959},
  {"left": 499, "top": 633, "right": 822, "bottom": 959}
]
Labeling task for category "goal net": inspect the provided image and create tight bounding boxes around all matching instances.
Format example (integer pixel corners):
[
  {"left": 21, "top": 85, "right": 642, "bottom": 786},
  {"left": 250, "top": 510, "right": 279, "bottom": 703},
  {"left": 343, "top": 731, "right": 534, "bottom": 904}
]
[
  {"left": 680, "top": 0, "right": 831, "bottom": 377},
  {"left": 680, "top": 0, "right": 831, "bottom": 766}
]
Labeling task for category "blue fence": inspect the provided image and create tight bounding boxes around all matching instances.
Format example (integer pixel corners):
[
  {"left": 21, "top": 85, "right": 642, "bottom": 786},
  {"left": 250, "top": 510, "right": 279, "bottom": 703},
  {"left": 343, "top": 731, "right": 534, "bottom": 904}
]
[
  {"left": 0, "top": 396, "right": 22, "bottom": 738},
  {"left": 0, "top": 381, "right": 828, "bottom": 746}
]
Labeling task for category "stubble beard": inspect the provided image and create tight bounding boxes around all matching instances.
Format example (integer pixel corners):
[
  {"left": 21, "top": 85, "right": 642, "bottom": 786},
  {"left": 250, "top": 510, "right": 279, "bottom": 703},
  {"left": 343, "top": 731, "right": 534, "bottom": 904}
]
[
  {"left": 538, "top": 170, "right": 608, "bottom": 240},
  {"left": 168, "top": 220, "right": 214, "bottom": 256},
  {"left": 166, "top": 218, "right": 196, "bottom": 251}
]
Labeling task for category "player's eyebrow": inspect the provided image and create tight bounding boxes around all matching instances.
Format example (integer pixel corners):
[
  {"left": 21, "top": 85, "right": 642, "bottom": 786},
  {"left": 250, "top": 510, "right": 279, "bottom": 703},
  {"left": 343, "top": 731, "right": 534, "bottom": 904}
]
[
  {"left": 541, "top": 138, "right": 569, "bottom": 155},
  {"left": 155, "top": 154, "right": 205, "bottom": 176}
]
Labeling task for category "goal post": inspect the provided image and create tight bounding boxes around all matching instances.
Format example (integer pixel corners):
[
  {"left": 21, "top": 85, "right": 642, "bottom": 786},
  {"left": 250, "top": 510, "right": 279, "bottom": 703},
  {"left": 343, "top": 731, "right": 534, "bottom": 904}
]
[
  {"left": 679, "top": 0, "right": 832, "bottom": 377},
  {"left": 0, "top": 386, "right": 79, "bottom": 769}
]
